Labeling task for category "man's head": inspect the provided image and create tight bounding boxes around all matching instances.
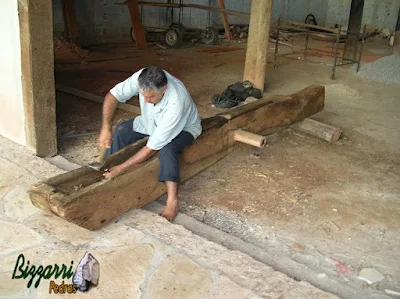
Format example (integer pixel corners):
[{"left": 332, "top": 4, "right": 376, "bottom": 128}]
[{"left": 138, "top": 66, "right": 168, "bottom": 104}]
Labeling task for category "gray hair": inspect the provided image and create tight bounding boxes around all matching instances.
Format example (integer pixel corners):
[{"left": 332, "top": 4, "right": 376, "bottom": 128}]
[{"left": 138, "top": 66, "right": 168, "bottom": 93}]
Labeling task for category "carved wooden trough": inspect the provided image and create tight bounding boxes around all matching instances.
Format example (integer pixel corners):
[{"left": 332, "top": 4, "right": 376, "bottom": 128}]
[{"left": 29, "top": 85, "right": 324, "bottom": 230}]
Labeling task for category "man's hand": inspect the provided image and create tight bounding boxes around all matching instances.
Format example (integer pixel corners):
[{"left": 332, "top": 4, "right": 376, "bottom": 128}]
[
  {"left": 99, "top": 128, "right": 112, "bottom": 148},
  {"left": 103, "top": 165, "right": 125, "bottom": 179}
]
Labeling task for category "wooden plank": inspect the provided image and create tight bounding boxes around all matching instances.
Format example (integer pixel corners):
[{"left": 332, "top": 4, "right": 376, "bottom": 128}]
[
  {"left": 29, "top": 85, "right": 325, "bottom": 230},
  {"left": 117, "top": 2, "right": 251, "bottom": 19},
  {"left": 57, "top": 56, "right": 133, "bottom": 65},
  {"left": 343, "top": 0, "right": 364, "bottom": 60},
  {"left": 278, "top": 24, "right": 339, "bottom": 35},
  {"left": 282, "top": 20, "right": 339, "bottom": 34},
  {"left": 269, "top": 38, "right": 292, "bottom": 48},
  {"left": 217, "top": 0, "right": 232, "bottom": 40},
  {"left": 291, "top": 118, "right": 341, "bottom": 142},
  {"left": 56, "top": 84, "right": 141, "bottom": 114},
  {"left": 62, "top": 0, "right": 80, "bottom": 45},
  {"left": 127, "top": 0, "right": 147, "bottom": 49},
  {"left": 243, "top": 0, "right": 273, "bottom": 92}
]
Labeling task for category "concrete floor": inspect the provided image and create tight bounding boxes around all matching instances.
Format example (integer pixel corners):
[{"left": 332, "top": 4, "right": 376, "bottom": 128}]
[
  {"left": 178, "top": 68, "right": 400, "bottom": 297},
  {"left": 174, "top": 43, "right": 400, "bottom": 297},
  {"left": 1, "top": 37, "right": 399, "bottom": 298}
]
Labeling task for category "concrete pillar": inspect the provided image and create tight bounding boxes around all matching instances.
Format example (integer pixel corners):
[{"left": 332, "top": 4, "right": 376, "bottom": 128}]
[
  {"left": 343, "top": 0, "right": 364, "bottom": 61},
  {"left": 18, "top": 0, "right": 57, "bottom": 157}
]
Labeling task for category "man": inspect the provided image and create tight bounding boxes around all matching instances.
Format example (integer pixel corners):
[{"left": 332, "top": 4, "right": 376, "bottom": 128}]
[{"left": 99, "top": 66, "right": 202, "bottom": 221}]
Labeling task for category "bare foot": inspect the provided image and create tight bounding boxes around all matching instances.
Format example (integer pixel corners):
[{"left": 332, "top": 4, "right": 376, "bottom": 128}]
[{"left": 159, "top": 198, "right": 179, "bottom": 222}]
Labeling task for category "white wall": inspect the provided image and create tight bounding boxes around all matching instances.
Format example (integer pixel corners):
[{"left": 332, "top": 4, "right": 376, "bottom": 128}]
[
  {"left": 0, "top": 0, "right": 26, "bottom": 145},
  {"left": 362, "top": 0, "right": 400, "bottom": 31}
]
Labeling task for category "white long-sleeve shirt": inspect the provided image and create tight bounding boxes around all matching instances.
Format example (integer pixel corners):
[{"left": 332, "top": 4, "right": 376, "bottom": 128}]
[{"left": 110, "top": 69, "right": 202, "bottom": 150}]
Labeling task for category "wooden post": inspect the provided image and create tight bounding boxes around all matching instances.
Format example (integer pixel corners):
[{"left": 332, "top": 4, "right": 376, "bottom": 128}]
[
  {"left": 243, "top": 0, "right": 273, "bottom": 92},
  {"left": 343, "top": 0, "right": 364, "bottom": 61},
  {"left": 61, "top": 0, "right": 80, "bottom": 45},
  {"left": 127, "top": 0, "right": 147, "bottom": 49},
  {"left": 217, "top": 0, "right": 232, "bottom": 40},
  {"left": 18, "top": 0, "right": 57, "bottom": 157}
]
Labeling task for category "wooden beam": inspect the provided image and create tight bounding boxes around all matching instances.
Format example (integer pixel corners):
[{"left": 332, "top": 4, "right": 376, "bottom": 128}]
[
  {"left": 281, "top": 19, "right": 338, "bottom": 34},
  {"left": 243, "top": 0, "right": 273, "bottom": 92},
  {"left": 291, "top": 118, "right": 341, "bottom": 143},
  {"left": 56, "top": 84, "right": 141, "bottom": 115},
  {"left": 117, "top": 2, "right": 251, "bottom": 19},
  {"left": 127, "top": 0, "right": 147, "bottom": 49},
  {"left": 217, "top": 0, "right": 232, "bottom": 40},
  {"left": 29, "top": 85, "right": 325, "bottom": 230},
  {"left": 343, "top": 0, "right": 364, "bottom": 60},
  {"left": 61, "top": 0, "right": 80, "bottom": 45}
]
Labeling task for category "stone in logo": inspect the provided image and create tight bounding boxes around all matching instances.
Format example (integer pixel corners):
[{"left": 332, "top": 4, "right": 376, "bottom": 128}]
[{"left": 72, "top": 252, "right": 100, "bottom": 292}]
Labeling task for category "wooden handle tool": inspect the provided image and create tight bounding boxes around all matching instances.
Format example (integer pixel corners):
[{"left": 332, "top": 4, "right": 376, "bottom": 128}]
[{"left": 88, "top": 147, "right": 108, "bottom": 171}]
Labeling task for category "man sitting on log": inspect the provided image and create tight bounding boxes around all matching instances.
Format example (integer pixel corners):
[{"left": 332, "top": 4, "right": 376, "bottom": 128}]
[{"left": 99, "top": 66, "right": 202, "bottom": 221}]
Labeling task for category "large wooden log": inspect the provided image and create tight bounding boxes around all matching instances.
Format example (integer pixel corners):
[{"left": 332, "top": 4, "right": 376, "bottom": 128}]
[
  {"left": 291, "top": 118, "right": 341, "bottom": 143},
  {"left": 29, "top": 85, "right": 324, "bottom": 230}
]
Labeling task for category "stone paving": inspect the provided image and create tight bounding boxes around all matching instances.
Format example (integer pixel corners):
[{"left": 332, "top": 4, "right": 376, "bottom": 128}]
[{"left": 0, "top": 136, "right": 338, "bottom": 299}]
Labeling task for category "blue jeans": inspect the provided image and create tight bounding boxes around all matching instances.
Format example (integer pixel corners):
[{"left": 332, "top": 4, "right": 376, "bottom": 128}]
[{"left": 107, "top": 118, "right": 194, "bottom": 183}]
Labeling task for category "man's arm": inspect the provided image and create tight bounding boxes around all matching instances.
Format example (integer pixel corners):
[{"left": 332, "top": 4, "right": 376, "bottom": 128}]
[
  {"left": 103, "top": 146, "right": 156, "bottom": 179},
  {"left": 103, "top": 102, "right": 183, "bottom": 179},
  {"left": 99, "top": 92, "right": 119, "bottom": 148},
  {"left": 99, "top": 70, "right": 142, "bottom": 147}
]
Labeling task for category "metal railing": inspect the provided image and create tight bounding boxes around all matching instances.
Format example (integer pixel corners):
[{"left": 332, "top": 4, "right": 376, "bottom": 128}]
[{"left": 274, "top": 18, "right": 367, "bottom": 80}]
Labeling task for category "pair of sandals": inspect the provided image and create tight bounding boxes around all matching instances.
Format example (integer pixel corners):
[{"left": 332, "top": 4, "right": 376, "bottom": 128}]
[{"left": 212, "top": 81, "right": 262, "bottom": 108}]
